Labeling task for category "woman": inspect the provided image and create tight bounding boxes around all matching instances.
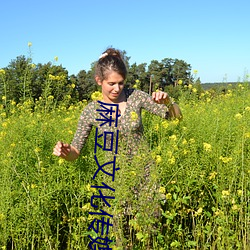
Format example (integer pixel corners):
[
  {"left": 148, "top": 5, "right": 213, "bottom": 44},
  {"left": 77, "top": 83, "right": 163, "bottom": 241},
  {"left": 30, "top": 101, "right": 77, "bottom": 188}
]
[
  {"left": 53, "top": 48, "right": 182, "bottom": 159},
  {"left": 53, "top": 48, "right": 182, "bottom": 247}
]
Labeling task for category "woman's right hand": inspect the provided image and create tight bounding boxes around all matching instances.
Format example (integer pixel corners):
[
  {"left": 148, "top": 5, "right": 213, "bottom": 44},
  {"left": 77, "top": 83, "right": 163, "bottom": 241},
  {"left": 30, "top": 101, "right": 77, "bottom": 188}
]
[
  {"left": 53, "top": 141, "right": 80, "bottom": 161},
  {"left": 53, "top": 141, "right": 71, "bottom": 158}
]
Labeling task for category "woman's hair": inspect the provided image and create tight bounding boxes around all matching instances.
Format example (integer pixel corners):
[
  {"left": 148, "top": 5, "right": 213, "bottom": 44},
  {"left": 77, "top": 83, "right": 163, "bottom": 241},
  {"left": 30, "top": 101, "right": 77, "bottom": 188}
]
[{"left": 95, "top": 48, "right": 127, "bottom": 81}]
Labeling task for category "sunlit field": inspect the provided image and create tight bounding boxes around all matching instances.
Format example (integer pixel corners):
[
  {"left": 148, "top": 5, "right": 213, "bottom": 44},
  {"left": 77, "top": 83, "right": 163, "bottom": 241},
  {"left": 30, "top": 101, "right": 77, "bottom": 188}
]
[{"left": 0, "top": 80, "right": 249, "bottom": 249}]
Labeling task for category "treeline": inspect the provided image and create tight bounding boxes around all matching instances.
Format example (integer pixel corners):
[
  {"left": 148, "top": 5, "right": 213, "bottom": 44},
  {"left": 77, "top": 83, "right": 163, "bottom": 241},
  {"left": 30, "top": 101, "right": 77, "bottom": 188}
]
[{"left": 0, "top": 51, "right": 200, "bottom": 105}]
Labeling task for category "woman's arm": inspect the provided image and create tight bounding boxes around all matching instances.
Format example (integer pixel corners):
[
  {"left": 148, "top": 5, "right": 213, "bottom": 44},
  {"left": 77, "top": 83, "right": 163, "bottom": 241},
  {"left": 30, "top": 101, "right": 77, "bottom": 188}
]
[{"left": 152, "top": 91, "right": 182, "bottom": 119}]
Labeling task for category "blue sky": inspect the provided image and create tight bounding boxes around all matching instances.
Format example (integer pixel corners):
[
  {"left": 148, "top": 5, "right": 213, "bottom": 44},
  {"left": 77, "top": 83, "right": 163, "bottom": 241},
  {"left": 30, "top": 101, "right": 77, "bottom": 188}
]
[{"left": 1, "top": 0, "right": 250, "bottom": 83}]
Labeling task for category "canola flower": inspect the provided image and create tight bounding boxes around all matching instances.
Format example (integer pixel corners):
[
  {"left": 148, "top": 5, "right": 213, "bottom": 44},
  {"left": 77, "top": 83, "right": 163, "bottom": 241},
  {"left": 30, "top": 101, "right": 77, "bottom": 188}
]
[
  {"left": 130, "top": 111, "right": 138, "bottom": 121},
  {"left": 222, "top": 190, "right": 230, "bottom": 197},
  {"left": 155, "top": 155, "right": 162, "bottom": 164},
  {"left": 178, "top": 79, "right": 183, "bottom": 85},
  {"left": 169, "top": 134, "right": 177, "bottom": 141},
  {"left": 161, "top": 120, "right": 168, "bottom": 129},
  {"left": 48, "top": 74, "right": 66, "bottom": 81},
  {"left": 234, "top": 113, "right": 243, "bottom": 120},
  {"left": 54, "top": 56, "right": 58, "bottom": 62},
  {"left": 203, "top": 142, "right": 212, "bottom": 152},
  {"left": 154, "top": 123, "right": 159, "bottom": 131},
  {"left": 208, "top": 171, "right": 217, "bottom": 180},
  {"left": 91, "top": 91, "right": 103, "bottom": 101},
  {"left": 165, "top": 193, "right": 172, "bottom": 199},
  {"left": 159, "top": 186, "right": 166, "bottom": 194},
  {"left": 0, "top": 69, "right": 6, "bottom": 75},
  {"left": 232, "top": 204, "right": 240, "bottom": 211},
  {"left": 28, "top": 42, "right": 32, "bottom": 47},
  {"left": 237, "top": 189, "right": 243, "bottom": 196},
  {"left": 219, "top": 156, "right": 232, "bottom": 164},
  {"left": 192, "top": 88, "right": 197, "bottom": 93},
  {"left": 168, "top": 156, "right": 176, "bottom": 165},
  {"left": 194, "top": 207, "right": 203, "bottom": 216}
]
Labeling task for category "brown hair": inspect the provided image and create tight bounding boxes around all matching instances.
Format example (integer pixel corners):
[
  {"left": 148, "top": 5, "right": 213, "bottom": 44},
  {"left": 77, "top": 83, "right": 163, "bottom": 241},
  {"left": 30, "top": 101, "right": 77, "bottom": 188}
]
[{"left": 95, "top": 48, "right": 127, "bottom": 81}]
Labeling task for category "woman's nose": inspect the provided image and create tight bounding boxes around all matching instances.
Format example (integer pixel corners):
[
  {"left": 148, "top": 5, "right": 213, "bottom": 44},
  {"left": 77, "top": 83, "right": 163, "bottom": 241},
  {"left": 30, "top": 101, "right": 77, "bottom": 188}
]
[{"left": 114, "top": 84, "right": 120, "bottom": 92}]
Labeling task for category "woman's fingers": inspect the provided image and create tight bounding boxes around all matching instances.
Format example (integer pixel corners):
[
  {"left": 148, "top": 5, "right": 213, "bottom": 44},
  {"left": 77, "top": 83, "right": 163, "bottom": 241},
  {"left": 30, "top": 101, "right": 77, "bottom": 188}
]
[
  {"left": 53, "top": 141, "right": 70, "bottom": 157},
  {"left": 152, "top": 91, "right": 170, "bottom": 104}
]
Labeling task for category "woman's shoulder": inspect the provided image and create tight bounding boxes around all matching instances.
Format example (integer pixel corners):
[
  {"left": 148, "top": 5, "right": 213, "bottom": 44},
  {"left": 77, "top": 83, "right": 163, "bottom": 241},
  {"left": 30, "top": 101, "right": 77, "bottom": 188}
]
[{"left": 125, "top": 88, "right": 150, "bottom": 100}]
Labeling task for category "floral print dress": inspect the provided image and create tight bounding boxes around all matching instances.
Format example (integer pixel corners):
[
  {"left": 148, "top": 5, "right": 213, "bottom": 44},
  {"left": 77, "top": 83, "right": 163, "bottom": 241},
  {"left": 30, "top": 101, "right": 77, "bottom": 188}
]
[{"left": 71, "top": 88, "right": 169, "bottom": 155}]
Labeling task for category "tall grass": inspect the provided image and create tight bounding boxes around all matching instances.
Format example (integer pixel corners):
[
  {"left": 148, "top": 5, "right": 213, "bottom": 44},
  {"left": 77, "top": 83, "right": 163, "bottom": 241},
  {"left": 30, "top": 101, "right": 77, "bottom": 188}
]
[{"left": 0, "top": 83, "right": 249, "bottom": 249}]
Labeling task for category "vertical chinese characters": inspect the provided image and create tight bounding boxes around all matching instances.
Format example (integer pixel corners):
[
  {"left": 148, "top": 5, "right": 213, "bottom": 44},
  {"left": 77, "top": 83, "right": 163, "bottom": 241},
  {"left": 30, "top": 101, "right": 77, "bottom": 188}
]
[{"left": 88, "top": 101, "right": 120, "bottom": 249}]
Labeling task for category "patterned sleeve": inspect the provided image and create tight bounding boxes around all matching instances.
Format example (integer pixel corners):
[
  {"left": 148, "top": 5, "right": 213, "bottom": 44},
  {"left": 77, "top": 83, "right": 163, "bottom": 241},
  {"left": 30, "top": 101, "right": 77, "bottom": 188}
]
[
  {"left": 136, "top": 90, "right": 169, "bottom": 119},
  {"left": 71, "top": 102, "right": 94, "bottom": 152}
]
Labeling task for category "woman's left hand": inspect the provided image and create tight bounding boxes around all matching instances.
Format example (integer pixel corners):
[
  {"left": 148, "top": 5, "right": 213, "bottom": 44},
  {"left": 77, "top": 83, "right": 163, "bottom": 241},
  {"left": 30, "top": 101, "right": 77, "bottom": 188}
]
[{"left": 152, "top": 91, "right": 171, "bottom": 104}]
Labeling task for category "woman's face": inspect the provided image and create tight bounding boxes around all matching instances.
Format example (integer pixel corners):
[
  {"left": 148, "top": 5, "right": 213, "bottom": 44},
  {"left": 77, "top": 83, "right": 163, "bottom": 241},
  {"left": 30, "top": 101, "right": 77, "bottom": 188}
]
[{"left": 96, "top": 71, "right": 125, "bottom": 103}]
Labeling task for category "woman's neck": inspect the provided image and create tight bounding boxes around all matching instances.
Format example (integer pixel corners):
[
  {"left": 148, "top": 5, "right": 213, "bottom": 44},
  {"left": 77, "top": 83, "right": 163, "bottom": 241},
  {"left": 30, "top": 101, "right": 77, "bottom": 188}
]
[{"left": 103, "top": 89, "right": 126, "bottom": 104}]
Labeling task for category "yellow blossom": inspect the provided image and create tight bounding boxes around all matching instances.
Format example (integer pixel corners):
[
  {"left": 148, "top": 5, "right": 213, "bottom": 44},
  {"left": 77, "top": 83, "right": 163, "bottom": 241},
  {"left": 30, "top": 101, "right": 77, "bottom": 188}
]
[
  {"left": 130, "top": 111, "right": 138, "bottom": 121},
  {"left": 48, "top": 95, "right": 54, "bottom": 100},
  {"left": 155, "top": 155, "right": 162, "bottom": 164},
  {"left": 178, "top": 79, "right": 183, "bottom": 85},
  {"left": 214, "top": 209, "right": 223, "bottom": 216},
  {"left": 189, "top": 138, "right": 195, "bottom": 144},
  {"left": 2, "top": 96, "right": 6, "bottom": 100},
  {"left": 182, "top": 139, "right": 187, "bottom": 145},
  {"left": 28, "top": 42, "right": 32, "bottom": 47},
  {"left": 91, "top": 91, "right": 103, "bottom": 101},
  {"left": 222, "top": 190, "right": 230, "bottom": 197},
  {"left": 81, "top": 203, "right": 91, "bottom": 212},
  {"left": 0, "top": 213, "right": 5, "bottom": 221},
  {"left": 135, "top": 79, "right": 140, "bottom": 83},
  {"left": 232, "top": 204, "right": 239, "bottom": 211},
  {"left": 192, "top": 88, "right": 197, "bottom": 93},
  {"left": 31, "top": 184, "right": 37, "bottom": 189},
  {"left": 168, "top": 156, "right": 175, "bottom": 165},
  {"left": 130, "top": 171, "right": 136, "bottom": 176},
  {"left": 154, "top": 123, "right": 159, "bottom": 131},
  {"left": 34, "top": 147, "right": 41, "bottom": 153},
  {"left": 133, "top": 84, "right": 138, "bottom": 89},
  {"left": 208, "top": 171, "right": 217, "bottom": 180},
  {"left": 0, "top": 69, "right": 6, "bottom": 75},
  {"left": 159, "top": 186, "right": 166, "bottom": 194},
  {"left": 234, "top": 113, "right": 242, "bottom": 120},
  {"left": 48, "top": 74, "right": 55, "bottom": 80},
  {"left": 169, "top": 134, "right": 177, "bottom": 141},
  {"left": 195, "top": 207, "right": 203, "bottom": 216},
  {"left": 58, "top": 158, "right": 64, "bottom": 165},
  {"left": 237, "top": 189, "right": 243, "bottom": 196},
  {"left": 171, "top": 119, "right": 179, "bottom": 126},
  {"left": 162, "top": 120, "right": 168, "bottom": 128},
  {"left": 165, "top": 193, "right": 172, "bottom": 199},
  {"left": 203, "top": 142, "right": 212, "bottom": 152},
  {"left": 219, "top": 156, "right": 232, "bottom": 164},
  {"left": 245, "top": 106, "right": 250, "bottom": 112},
  {"left": 188, "top": 84, "right": 193, "bottom": 89},
  {"left": 193, "top": 69, "right": 198, "bottom": 74},
  {"left": 54, "top": 56, "right": 58, "bottom": 61},
  {"left": 11, "top": 100, "right": 16, "bottom": 106},
  {"left": 2, "top": 122, "right": 7, "bottom": 127},
  {"left": 71, "top": 83, "right": 75, "bottom": 89}
]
